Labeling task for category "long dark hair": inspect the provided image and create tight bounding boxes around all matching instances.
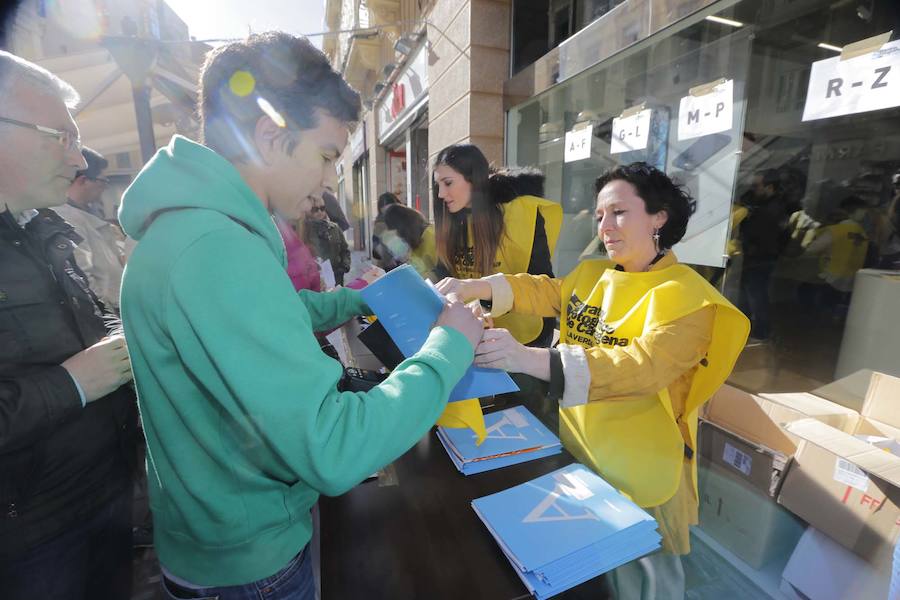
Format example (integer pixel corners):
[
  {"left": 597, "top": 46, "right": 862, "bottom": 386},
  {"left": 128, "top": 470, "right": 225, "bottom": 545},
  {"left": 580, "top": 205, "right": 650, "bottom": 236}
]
[
  {"left": 383, "top": 204, "right": 428, "bottom": 250},
  {"left": 432, "top": 144, "right": 503, "bottom": 277}
]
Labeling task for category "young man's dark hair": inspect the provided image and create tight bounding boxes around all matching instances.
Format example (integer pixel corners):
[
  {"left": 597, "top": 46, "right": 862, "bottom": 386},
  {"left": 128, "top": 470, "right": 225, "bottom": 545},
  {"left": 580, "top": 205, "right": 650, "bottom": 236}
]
[{"left": 199, "top": 31, "right": 361, "bottom": 162}]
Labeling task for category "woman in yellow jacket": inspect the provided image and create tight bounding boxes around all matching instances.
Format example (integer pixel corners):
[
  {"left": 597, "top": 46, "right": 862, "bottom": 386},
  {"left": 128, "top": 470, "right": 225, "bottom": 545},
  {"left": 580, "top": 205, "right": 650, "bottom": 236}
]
[
  {"left": 431, "top": 144, "right": 562, "bottom": 347},
  {"left": 438, "top": 163, "right": 749, "bottom": 598}
]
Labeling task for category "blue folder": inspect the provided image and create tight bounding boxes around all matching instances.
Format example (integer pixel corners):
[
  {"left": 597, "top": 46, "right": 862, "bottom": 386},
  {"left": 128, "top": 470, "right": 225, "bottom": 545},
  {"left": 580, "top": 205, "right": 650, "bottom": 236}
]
[
  {"left": 360, "top": 265, "right": 519, "bottom": 402},
  {"left": 436, "top": 406, "right": 561, "bottom": 475},
  {"left": 472, "top": 463, "right": 662, "bottom": 598}
]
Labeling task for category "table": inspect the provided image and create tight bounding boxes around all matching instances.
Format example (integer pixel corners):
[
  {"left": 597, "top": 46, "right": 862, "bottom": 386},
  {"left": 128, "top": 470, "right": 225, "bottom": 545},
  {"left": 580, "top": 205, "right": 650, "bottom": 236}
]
[{"left": 319, "top": 393, "right": 610, "bottom": 599}]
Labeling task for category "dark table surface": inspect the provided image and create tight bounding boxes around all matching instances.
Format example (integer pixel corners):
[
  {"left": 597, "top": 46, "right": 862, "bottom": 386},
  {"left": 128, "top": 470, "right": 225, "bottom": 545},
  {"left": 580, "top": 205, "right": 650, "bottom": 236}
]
[{"left": 319, "top": 392, "right": 613, "bottom": 599}]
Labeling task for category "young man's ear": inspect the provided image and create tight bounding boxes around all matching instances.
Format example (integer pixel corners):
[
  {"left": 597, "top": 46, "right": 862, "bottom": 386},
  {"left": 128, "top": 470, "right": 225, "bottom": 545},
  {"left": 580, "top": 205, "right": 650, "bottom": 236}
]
[{"left": 253, "top": 115, "right": 287, "bottom": 166}]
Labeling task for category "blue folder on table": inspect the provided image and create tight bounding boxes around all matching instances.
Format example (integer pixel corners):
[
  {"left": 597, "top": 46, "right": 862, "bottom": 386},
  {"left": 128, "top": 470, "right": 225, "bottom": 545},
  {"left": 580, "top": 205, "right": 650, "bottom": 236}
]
[
  {"left": 360, "top": 265, "right": 519, "bottom": 402},
  {"left": 472, "top": 463, "right": 661, "bottom": 599},
  {"left": 436, "top": 406, "right": 561, "bottom": 475}
]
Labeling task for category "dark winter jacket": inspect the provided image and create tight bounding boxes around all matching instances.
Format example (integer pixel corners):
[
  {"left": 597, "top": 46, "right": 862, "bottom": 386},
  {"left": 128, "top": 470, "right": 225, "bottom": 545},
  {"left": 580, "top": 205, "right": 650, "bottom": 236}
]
[{"left": 0, "top": 209, "right": 137, "bottom": 558}]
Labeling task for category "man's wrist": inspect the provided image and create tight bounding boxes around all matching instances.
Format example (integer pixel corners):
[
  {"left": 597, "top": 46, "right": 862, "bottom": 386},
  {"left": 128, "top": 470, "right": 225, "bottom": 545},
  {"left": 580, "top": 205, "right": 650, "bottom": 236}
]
[{"left": 524, "top": 347, "right": 551, "bottom": 381}]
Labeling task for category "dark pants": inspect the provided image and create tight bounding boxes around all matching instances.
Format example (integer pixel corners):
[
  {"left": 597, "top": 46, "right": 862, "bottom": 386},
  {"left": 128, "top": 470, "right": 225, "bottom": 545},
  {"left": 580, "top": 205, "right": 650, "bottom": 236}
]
[
  {"left": 161, "top": 545, "right": 314, "bottom": 600},
  {"left": 0, "top": 488, "right": 133, "bottom": 600},
  {"left": 739, "top": 261, "right": 775, "bottom": 339}
]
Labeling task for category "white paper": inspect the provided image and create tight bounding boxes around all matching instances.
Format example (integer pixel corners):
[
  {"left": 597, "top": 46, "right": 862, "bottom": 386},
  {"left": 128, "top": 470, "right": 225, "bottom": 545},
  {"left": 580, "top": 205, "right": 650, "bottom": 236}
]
[
  {"left": 677, "top": 79, "right": 734, "bottom": 141},
  {"left": 610, "top": 108, "right": 652, "bottom": 154},
  {"left": 722, "top": 441, "right": 752, "bottom": 476},
  {"left": 802, "top": 39, "right": 900, "bottom": 121},
  {"left": 325, "top": 329, "right": 349, "bottom": 366},
  {"left": 318, "top": 259, "right": 336, "bottom": 290},
  {"left": 564, "top": 126, "right": 592, "bottom": 162},
  {"left": 833, "top": 457, "right": 869, "bottom": 492}
]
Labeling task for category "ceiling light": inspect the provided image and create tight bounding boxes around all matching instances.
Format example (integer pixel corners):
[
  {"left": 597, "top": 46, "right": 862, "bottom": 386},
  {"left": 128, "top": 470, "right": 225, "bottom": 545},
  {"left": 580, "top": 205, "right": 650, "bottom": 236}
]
[
  {"left": 705, "top": 15, "right": 744, "bottom": 27},
  {"left": 817, "top": 42, "right": 843, "bottom": 53}
]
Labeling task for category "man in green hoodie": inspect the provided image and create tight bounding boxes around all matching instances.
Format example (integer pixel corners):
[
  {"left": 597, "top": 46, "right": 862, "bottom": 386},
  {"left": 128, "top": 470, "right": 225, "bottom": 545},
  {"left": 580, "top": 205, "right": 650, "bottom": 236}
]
[{"left": 119, "top": 32, "right": 483, "bottom": 599}]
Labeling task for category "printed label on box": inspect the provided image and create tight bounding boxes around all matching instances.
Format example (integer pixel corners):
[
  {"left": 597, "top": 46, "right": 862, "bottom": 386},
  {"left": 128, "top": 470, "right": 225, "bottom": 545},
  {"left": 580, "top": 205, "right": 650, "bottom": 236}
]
[
  {"left": 833, "top": 458, "right": 869, "bottom": 492},
  {"left": 723, "top": 442, "right": 752, "bottom": 476}
]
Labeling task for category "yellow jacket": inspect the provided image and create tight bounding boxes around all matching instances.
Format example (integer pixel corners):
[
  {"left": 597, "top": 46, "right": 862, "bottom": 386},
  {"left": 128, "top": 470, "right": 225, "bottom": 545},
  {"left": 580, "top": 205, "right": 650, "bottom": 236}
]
[
  {"left": 409, "top": 225, "right": 438, "bottom": 281},
  {"left": 490, "top": 253, "right": 749, "bottom": 553},
  {"left": 450, "top": 195, "right": 562, "bottom": 344}
]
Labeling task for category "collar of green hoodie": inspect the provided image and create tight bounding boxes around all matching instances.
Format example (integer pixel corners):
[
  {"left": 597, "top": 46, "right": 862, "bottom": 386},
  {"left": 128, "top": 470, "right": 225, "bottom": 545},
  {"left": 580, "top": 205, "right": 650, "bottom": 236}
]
[{"left": 118, "top": 135, "right": 286, "bottom": 267}]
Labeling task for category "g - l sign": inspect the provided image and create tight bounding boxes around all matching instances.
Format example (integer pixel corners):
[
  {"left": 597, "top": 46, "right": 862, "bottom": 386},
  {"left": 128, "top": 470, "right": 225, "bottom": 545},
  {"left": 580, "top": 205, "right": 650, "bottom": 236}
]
[
  {"left": 677, "top": 79, "right": 734, "bottom": 141},
  {"left": 802, "top": 39, "right": 900, "bottom": 121}
]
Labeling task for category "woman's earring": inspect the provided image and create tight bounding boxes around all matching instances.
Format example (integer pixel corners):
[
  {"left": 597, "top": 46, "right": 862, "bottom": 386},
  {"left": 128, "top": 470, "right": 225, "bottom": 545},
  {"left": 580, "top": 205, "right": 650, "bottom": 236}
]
[{"left": 652, "top": 228, "right": 661, "bottom": 254}]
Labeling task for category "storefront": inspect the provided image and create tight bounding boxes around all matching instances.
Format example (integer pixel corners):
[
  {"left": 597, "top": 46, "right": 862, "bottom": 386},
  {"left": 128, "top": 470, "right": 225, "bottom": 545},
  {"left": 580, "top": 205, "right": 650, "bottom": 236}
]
[
  {"left": 348, "top": 122, "right": 370, "bottom": 251},
  {"left": 507, "top": 0, "right": 900, "bottom": 391},
  {"left": 376, "top": 43, "right": 432, "bottom": 219}
]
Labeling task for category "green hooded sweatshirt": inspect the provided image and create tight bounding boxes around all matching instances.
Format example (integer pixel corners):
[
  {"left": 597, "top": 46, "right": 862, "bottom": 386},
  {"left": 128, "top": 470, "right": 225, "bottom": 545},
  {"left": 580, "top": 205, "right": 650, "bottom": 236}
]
[{"left": 119, "top": 136, "right": 472, "bottom": 586}]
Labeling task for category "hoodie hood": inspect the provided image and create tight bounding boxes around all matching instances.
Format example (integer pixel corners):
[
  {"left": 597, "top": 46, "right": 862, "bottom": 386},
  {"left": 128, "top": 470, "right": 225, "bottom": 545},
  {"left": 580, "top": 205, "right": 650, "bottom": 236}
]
[
  {"left": 488, "top": 166, "right": 546, "bottom": 204},
  {"left": 119, "top": 135, "right": 284, "bottom": 263}
]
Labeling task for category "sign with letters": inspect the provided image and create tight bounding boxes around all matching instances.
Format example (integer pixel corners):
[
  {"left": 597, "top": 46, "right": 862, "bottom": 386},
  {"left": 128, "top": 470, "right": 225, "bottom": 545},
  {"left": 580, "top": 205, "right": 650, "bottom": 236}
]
[
  {"left": 802, "top": 39, "right": 900, "bottom": 122},
  {"left": 677, "top": 78, "right": 734, "bottom": 141},
  {"left": 610, "top": 108, "right": 652, "bottom": 154},
  {"left": 564, "top": 125, "right": 593, "bottom": 162}
]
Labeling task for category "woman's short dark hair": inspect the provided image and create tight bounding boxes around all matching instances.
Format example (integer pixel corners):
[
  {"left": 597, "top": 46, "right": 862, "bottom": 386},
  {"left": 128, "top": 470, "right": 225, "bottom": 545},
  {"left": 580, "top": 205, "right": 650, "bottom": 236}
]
[
  {"left": 377, "top": 192, "right": 401, "bottom": 214},
  {"left": 199, "top": 31, "right": 360, "bottom": 162},
  {"left": 594, "top": 162, "right": 693, "bottom": 250},
  {"left": 383, "top": 204, "right": 427, "bottom": 249}
]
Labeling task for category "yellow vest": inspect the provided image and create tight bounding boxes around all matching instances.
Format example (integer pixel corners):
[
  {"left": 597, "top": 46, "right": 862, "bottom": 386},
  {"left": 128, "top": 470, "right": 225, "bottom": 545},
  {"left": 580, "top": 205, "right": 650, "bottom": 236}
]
[
  {"left": 409, "top": 225, "right": 437, "bottom": 279},
  {"left": 453, "top": 195, "right": 563, "bottom": 344},
  {"left": 557, "top": 259, "right": 749, "bottom": 507},
  {"left": 821, "top": 220, "right": 868, "bottom": 285}
]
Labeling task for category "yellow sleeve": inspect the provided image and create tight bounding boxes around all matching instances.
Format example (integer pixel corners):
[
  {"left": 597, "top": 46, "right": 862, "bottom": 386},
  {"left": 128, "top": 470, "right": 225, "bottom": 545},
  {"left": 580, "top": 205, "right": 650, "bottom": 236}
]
[
  {"left": 581, "top": 306, "right": 715, "bottom": 402},
  {"left": 504, "top": 273, "right": 564, "bottom": 317}
]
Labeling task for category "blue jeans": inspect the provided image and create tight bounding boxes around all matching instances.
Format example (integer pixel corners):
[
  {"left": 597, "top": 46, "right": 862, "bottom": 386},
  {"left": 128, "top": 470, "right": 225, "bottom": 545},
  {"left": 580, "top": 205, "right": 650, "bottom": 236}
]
[
  {"left": 161, "top": 545, "right": 314, "bottom": 600},
  {"left": 0, "top": 488, "right": 132, "bottom": 600}
]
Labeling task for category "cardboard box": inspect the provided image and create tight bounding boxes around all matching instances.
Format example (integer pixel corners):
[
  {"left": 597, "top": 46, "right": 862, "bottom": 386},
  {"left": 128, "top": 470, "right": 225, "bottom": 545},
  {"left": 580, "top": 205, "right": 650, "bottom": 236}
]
[
  {"left": 699, "top": 384, "right": 857, "bottom": 497},
  {"left": 778, "top": 372, "right": 900, "bottom": 562},
  {"left": 698, "top": 458, "right": 806, "bottom": 570},
  {"left": 779, "top": 527, "right": 889, "bottom": 600}
]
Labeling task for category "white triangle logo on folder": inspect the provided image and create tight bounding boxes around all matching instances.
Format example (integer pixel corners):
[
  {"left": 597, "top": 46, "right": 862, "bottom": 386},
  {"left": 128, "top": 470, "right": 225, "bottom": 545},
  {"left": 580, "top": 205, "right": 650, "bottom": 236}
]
[
  {"left": 522, "top": 473, "right": 601, "bottom": 523},
  {"left": 480, "top": 414, "right": 527, "bottom": 441}
]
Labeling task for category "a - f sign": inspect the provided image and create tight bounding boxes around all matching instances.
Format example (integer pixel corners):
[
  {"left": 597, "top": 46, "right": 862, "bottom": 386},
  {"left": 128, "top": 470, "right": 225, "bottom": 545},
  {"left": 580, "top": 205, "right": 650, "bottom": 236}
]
[
  {"left": 564, "top": 126, "right": 592, "bottom": 163},
  {"left": 522, "top": 472, "right": 602, "bottom": 524},
  {"left": 802, "top": 39, "right": 900, "bottom": 121},
  {"left": 677, "top": 79, "right": 734, "bottom": 141}
]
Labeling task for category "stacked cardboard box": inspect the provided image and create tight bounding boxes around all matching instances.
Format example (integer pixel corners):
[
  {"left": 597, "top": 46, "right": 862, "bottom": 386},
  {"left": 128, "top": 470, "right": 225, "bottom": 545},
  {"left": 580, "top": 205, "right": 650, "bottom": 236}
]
[{"left": 699, "top": 371, "right": 900, "bottom": 595}]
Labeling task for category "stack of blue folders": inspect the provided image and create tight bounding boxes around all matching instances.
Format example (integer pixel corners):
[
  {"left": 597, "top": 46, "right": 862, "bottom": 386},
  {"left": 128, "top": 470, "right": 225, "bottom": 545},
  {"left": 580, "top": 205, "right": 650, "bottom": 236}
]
[
  {"left": 436, "top": 406, "right": 562, "bottom": 475},
  {"left": 472, "top": 463, "right": 662, "bottom": 599}
]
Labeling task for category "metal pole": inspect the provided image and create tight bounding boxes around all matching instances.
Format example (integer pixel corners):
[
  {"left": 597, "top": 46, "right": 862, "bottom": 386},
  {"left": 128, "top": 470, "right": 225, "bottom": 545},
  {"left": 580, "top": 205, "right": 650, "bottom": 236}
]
[{"left": 131, "top": 83, "right": 157, "bottom": 165}]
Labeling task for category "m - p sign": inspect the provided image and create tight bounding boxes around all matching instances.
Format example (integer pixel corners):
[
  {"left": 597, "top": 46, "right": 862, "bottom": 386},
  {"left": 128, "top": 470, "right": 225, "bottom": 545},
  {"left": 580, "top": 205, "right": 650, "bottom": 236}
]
[{"left": 677, "top": 79, "right": 734, "bottom": 141}]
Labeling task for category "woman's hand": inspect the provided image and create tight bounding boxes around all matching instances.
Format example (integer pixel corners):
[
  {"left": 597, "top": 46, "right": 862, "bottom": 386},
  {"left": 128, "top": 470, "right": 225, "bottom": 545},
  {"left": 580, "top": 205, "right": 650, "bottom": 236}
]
[
  {"left": 474, "top": 328, "right": 549, "bottom": 382},
  {"left": 436, "top": 277, "right": 492, "bottom": 303}
]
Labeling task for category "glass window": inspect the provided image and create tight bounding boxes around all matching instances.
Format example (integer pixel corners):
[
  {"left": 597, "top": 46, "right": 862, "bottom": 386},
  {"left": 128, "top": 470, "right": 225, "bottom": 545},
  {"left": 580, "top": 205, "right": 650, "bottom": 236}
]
[{"left": 508, "top": 0, "right": 900, "bottom": 391}]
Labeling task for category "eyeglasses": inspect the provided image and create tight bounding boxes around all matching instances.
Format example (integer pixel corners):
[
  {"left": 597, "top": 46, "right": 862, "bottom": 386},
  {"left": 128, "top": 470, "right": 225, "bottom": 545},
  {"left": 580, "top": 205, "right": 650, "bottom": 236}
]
[
  {"left": 87, "top": 176, "right": 110, "bottom": 185},
  {"left": 310, "top": 206, "right": 327, "bottom": 213},
  {"left": 0, "top": 116, "right": 82, "bottom": 153}
]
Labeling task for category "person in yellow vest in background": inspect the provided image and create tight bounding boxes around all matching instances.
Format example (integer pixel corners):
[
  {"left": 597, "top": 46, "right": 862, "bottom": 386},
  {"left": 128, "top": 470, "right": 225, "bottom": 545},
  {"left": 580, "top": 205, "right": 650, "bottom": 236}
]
[
  {"left": 430, "top": 144, "right": 563, "bottom": 442},
  {"left": 438, "top": 162, "right": 749, "bottom": 599},
  {"left": 431, "top": 144, "right": 562, "bottom": 347},
  {"left": 804, "top": 195, "right": 870, "bottom": 310}
]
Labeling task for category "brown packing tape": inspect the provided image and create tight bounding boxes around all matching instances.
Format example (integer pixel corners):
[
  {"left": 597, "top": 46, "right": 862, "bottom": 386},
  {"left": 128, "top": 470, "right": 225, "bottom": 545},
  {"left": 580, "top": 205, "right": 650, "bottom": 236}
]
[
  {"left": 840, "top": 31, "right": 893, "bottom": 61},
  {"left": 689, "top": 77, "right": 728, "bottom": 97},
  {"left": 619, "top": 103, "right": 646, "bottom": 119}
]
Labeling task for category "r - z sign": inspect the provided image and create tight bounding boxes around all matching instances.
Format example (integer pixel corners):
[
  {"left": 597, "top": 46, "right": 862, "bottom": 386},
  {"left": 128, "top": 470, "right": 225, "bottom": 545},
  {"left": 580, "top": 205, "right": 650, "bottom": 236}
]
[{"left": 802, "top": 40, "right": 900, "bottom": 121}]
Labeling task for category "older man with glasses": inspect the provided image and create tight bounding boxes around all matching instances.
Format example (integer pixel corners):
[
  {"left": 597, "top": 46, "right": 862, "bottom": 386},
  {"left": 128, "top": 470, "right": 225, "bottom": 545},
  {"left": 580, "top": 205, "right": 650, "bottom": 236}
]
[
  {"left": 53, "top": 147, "right": 127, "bottom": 312},
  {"left": 0, "top": 51, "right": 138, "bottom": 599}
]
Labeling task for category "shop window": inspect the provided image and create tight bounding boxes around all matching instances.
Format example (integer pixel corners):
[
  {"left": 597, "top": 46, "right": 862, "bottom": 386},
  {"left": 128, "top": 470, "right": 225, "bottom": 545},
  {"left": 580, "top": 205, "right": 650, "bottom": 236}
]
[{"left": 508, "top": 0, "right": 900, "bottom": 391}]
